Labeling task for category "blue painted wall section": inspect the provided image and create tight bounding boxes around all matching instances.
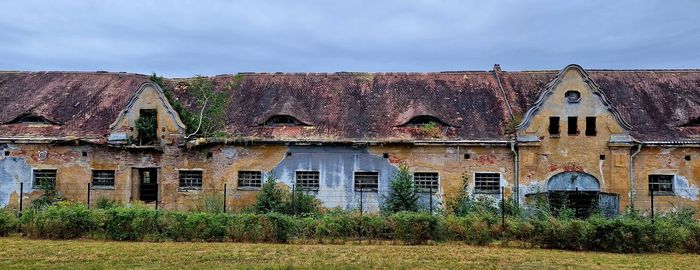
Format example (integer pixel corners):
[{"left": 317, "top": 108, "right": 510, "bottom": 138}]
[
  {"left": 0, "top": 156, "right": 33, "bottom": 207},
  {"left": 271, "top": 146, "right": 400, "bottom": 211}
]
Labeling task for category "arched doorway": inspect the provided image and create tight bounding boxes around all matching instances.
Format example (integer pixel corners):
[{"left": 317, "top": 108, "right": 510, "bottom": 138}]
[{"left": 547, "top": 172, "right": 601, "bottom": 217}]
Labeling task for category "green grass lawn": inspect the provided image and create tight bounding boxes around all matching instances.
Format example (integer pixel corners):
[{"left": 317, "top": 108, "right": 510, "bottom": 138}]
[{"left": 0, "top": 237, "right": 698, "bottom": 270}]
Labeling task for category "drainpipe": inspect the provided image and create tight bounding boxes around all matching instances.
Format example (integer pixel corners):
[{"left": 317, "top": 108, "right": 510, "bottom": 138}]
[
  {"left": 629, "top": 144, "right": 642, "bottom": 209},
  {"left": 510, "top": 142, "right": 519, "bottom": 203}
]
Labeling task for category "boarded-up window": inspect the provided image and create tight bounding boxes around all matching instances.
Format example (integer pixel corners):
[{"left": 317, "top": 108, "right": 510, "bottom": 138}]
[
  {"left": 549, "top": 117, "right": 560, "bottom": 135},
  {"left": 414, "top": 172, "right": 439, "bottom": 192},
  {"left": 33, "top": 169, "right": 56, "bottom": 188},
  {"left": 649, "top": 175, "right": 673, "bottom": 194},
  {"left": 354, "top": 171, "right": 379, "bottom": 192},
  {"left": 567, "top": 116, "right": 578, "bottom": 135},
  {"left": 92, "top": 170, "right": 115, "bottom": 187},
  {"left": 296, "top": 171, "right": 320, "bottom": 191},
  {"left": 238, "top": 171, "right": 262, "bottom": 189},
  {"left": 179, "top": 170, "right": 203, "bottom": 191},
  {"left": 475, "top": 173, "right": 500, "bottom": 193},
  {"left": 585, "top": 117, "right": 596, "bottom": 136}
]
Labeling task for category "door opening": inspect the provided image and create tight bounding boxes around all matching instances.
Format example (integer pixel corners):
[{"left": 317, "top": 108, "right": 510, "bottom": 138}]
[{"left": 139, "top": 168, "right": 158, "bottom": 202}]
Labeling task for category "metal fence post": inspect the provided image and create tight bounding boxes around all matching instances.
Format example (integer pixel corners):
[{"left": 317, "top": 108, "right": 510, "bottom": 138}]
[
  {"left": 359, "top": 188, "right": 364, "bottom": 215},
  {"left": 292, "top": 182, "right": 296, "bottom": 215},
  {"left": 429, "top": 185, "right": 433, "bottom": 215},
  {"left": 19, "top": 182, "right": 24, "bottom": 218},
  {"left": 87, "top": 183, "right": 91, "bottom": 209},
  {"left": 650, "top": 189, "right": 655, "bottom": 223},
  {"left": 501, "top": 186, "right": 505, "bottom": 230},
  {"left": 223, "top": 183, "right": 227, "bottom": 213}
]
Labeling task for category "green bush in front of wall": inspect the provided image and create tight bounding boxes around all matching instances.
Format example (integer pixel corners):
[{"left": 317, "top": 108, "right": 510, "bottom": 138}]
[
  {"left": 20, "top": 202, "right": 96, "bottom": 239},
  {"left": 383, "top": 164, "right": 420, "bottom": 213},
  {"left": 0, "top": 209, "right": 18, "bottom": 236}
]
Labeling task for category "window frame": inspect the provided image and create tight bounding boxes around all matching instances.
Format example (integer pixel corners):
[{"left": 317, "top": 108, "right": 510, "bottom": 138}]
[
  {"left": 413, "top": 172, "right": 439, "bottom": 193},
  {"left": 353, "top": 171, "right": 379, "bottom": 192},
  {"left": 548, "top": 116, "right": 560, "bottom": 136},
  {"left": 648, "top": 174, "right": 674, "bottom": 195},
  {"left": 32, "top": 169, "right": 57, "bottom": 190},
  {"left": 567, "top": 116, "right": 578, "bottom": 135},
  {"left": 91, "top": 169, "right": 116, "bottom": 189},
  {"left": 295, "top": 170, "right": 320, "bottom": 191},
  {"left": 237, "top": 170, "right": 263, "bottom": 190},
  {"left": 178, "top": 169, "right": 203, "bottom": 191},
  {"left": 585, "top": 116, "right": 597, "bottom": 136},
  {"left": 474, "top": 172, "right": 501, "bottom": 194}
]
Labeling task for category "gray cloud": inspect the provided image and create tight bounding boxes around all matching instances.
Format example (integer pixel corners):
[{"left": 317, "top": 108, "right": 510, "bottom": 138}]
[{"left": 0, "top": 0, "right": 698, "bottom": 77}]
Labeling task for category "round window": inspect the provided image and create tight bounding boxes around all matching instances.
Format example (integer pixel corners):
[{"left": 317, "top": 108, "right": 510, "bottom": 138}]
[{"left": 565, "top": 90, "right": 581, "bottom": 103}]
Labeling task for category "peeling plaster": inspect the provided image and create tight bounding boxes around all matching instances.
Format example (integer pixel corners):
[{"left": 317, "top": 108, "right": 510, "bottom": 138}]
[
  {"left": 675, "top": 175, "right": 699, "bottom": 201},
  {"left": 0, "top": 157, "right": 33, "bottom": 207}
]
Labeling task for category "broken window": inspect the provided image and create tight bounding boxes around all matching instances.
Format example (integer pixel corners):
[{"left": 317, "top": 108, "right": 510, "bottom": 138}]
[
  {"left": 354, "top": 171, "right": 379, "bottom": 192},
  {"left": 33, "top": 169, "right": 57, "bottom": 189},
  {"left": 264, "top": 115, "right": 305, "bottom": 126},
  {"left": 136, "top": 109, "right": 158, "bottom": 145},
  {"left": 649, "top": 174, "right": 674, "bottom": 194},
  {"left": 178, "top": 170, "right": 203, "bottom": 191},
  {"left": 92, "top": 170, "right": 115, "bottom": 187},
  {"left": 585, "top": 117, "right": 596, "bottom": 136},
  {"left": 19, "top": 115, "right": 50, "bottom": 124},
  {"left": 238, "top": 171, "right": 262, "bottom": 189},
  {"left": 414, "top": 172, "right": 439, "bottom": 192},
  {"left": 295, "top": 171, "right": 320, "bottom": 191},
  {"left": 565, "top": 90, "right": 581, "bottom": 103},
  {"left": 548, "top": 116, "right": 560, "bottom": 135},
  {"left": 567, "top": 116, "right": 578, "bottom": 135},
  {"left": 475, "top": 173, "right": 500, "bottom": 194}
]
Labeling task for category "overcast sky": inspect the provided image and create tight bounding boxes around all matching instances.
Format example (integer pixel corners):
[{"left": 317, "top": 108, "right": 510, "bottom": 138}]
[{"left": 0, "top": 0, "right": 698, "bottom": 77}]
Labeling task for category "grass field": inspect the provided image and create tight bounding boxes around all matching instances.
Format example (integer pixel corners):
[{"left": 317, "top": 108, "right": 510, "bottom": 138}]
[{"left": 0, "top": 238, "right": 698, "bottom": 269}]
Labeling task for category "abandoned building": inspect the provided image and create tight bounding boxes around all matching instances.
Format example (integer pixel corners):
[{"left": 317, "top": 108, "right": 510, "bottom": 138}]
[{"left": 0, "top": 64, "right": 698, "bottom": 215}]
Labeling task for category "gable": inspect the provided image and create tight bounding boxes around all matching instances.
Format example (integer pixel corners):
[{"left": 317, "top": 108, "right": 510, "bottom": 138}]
[
  {"left": 109, "top": 82, "right": 186, "bottom": 143},
  {"left": 516, "top": 64, "right": 633, "bottom": 137}
]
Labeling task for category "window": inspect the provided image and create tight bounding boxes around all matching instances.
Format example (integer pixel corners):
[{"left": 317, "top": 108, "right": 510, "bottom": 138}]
[
  {"left": 548, "top": 116, "right": 560, "bottom": 135},
  {"left": 565, "top": 90, "right": 581, "bottom": 103},
  {"left": 19, "top": 115, "right": 50, "bottom": 124},
  {"left": 567, "top": 116, "right": 578, "bottom": 135},
  {"left": 295, "top": 171, "right": 320, "bottom": 191},
  {"left": 649, "top": 175, "right": 674, "bottom": 194},
  {"left": 264, "top": 115, "right": 305, "bottom": 126},
  {"left": 33, "top": 169, "right": 56, "bottom": 188},
  {"left": 92, "top": 170, "right": 115, "bottom": 187},
  {"left": 354, "top": 171, "right": 379, "bottom": 192},
  {"left": 402, "top": 115, "right": 451, "bottom": 127},
  {"left": 136, "top": 109, "right": 158, "bottom": 145},
  {"left": 585, "top": 117, "right": 596, "bottom": 136},
  {"left": 414, "top": 172, "right": 439, "bottom": 192},
  {"left": 178, "top": 170, "right": 203, "bottom": 191},
  {"left": 475, "top": 173, "right": 500, "bottom": 194},
  {"left": 238, "top": 171, "right": 262, "bottom": 189}
]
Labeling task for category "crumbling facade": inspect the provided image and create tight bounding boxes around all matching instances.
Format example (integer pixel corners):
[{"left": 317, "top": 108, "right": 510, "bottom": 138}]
[{"left": 0, "top": 64, "right": 698, "bottom": 214}]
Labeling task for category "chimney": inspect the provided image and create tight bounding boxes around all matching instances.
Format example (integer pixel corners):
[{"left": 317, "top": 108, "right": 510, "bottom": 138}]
[{"left": 493, "top": 64, "right": 502, "bottom": 73}]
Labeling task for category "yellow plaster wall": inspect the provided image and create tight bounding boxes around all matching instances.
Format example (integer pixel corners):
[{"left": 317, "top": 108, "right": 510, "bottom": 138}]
[
  {"left": 632, "top": 147, "right": 700, "bottom": 212},
  {"left": 111, "top": 85, "right": 183, "bottom": 145}
]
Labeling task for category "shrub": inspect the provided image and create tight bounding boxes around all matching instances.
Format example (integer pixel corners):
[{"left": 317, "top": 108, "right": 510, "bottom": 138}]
[
  {"left": 253, "top": 174, "right": 287, "bottom": 214},
  {"left": 383, "top": 165, "right": 419, "bottom": 213},
  {"left": 0, "top": 208, "right": 18, "bottom": 236},
  {"left": 103, "top": 206, "right": 162, "bottom": 241},
  {"left": 21, "top": 202, "right": 96, "bottom": 239},
  {"left": 95, "top": 197, "right": 120, "bottom": 209},
  {"left": 390, "top": 211, "right": 440, "bottom": 245}
]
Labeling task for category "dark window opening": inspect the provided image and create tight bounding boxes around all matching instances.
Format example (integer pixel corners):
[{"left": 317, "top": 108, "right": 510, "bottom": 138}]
[
  {"left": 4, "top": 151, "right": 9, "bottom": 156},
  {"left": 33, "top": 169, "right": 57, "bottom": 189},
  {"left": 264, "top": 115, "right": 305, "bottom": 126},
  {"left": 178, "top": 170, "right": 203, "bottom": 191},
  {"left": 679, "top": 116, "right": 700, "bottom": 127},
  {"left": 92, "top": 170, "right": 115, "bottom": 187},
  {"left": 548, "top": 117, "right": 560, "bottom": 135},
  {"left": 475, "top": 173, "right": 500, "bottom": 193},
  {"left": 414, "top": 172, "right": 439, "bottom": 193},
  {"left": 354, "top": 171, "right": 379, "bottom": 192},
  {"left": 206, "top": 152, "right": 213, "bottom": 158},
  {"left": 136, "top": 109, "right": 158, "bottom": 145},
  {"left": 585, "top": 117, "right": 596, "bottom": 136},
  {"left": 567, "top": 117, "right": 578, "bottom": 135},
  {"left": 600, "top": 154, "right": 606, "bottom": 160},
  {"left": 464, "top": 153, "right": 471, "bottom": 159},
  {"left": 295, "top": 171, "right": 320, "bottom": 191},
  {"left": 649, "top": 174, "right": 674, "bottom": 194},
  {"left": 82, "top": 151, "right": 88, "bottom": 157},
  {"left": 383, "top": 153, "right": 389, "bottom": 158},
  {"left": 238, "top": 171, "right": 262, "bottom": 189},
  {"left": 685, "top": 155, "right": 692, "bottom": 161},
  {"left": 565, "top": 90, "right": 581, "bottom": 103}
]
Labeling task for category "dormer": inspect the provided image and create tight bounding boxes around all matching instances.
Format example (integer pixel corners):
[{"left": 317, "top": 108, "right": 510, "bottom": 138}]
[
  {"left": 400, "top": 115, "right": 452, "bottom": 127},
  {"left": 260, "top": 115, "right": 310, "bottom": 127},
  {"left": 5, "top": 113, "right": 58, "bottom": 125},
  {"left": 108, "top": 82, "right": 186, "bottom": 146}
]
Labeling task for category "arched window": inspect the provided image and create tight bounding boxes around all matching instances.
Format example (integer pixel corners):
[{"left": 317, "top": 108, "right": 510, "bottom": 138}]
[
  {"left": 5, "top": 114, "right": 53, "bottom": 125},
  {"left": 263, "top": 115, "right": 306, "bottom": 126},
  {"left": 402, "top": 115, "right": 450, "bottom": 127}
]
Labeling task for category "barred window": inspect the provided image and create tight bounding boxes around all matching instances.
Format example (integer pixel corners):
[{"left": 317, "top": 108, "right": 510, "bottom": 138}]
[
  {"left": 295, "top": 171, "right": 320, "bottom": 191},
  {"left": 238, "top": 171, "right": 262, "bottom": 189},
  {"left": 92, "top": 170, "right": 115, "bottom": 187},
  {"left": 179, "top": 170, "right": 203, "bottom": 191},
  {"left": 649, "top": 175, "right": 673, "bottom": 194},
  {"left": 475, "top": 173, "right": 500, "bottom": 193},
  {"left": 33, "top": 169, "right": 56, "bottom": 188},
  {"left": 354, "top": 171, "right": 379, "bottom": 192},
  {"left": 414, "top": 172, "right": 439, "bottom": 192}
]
